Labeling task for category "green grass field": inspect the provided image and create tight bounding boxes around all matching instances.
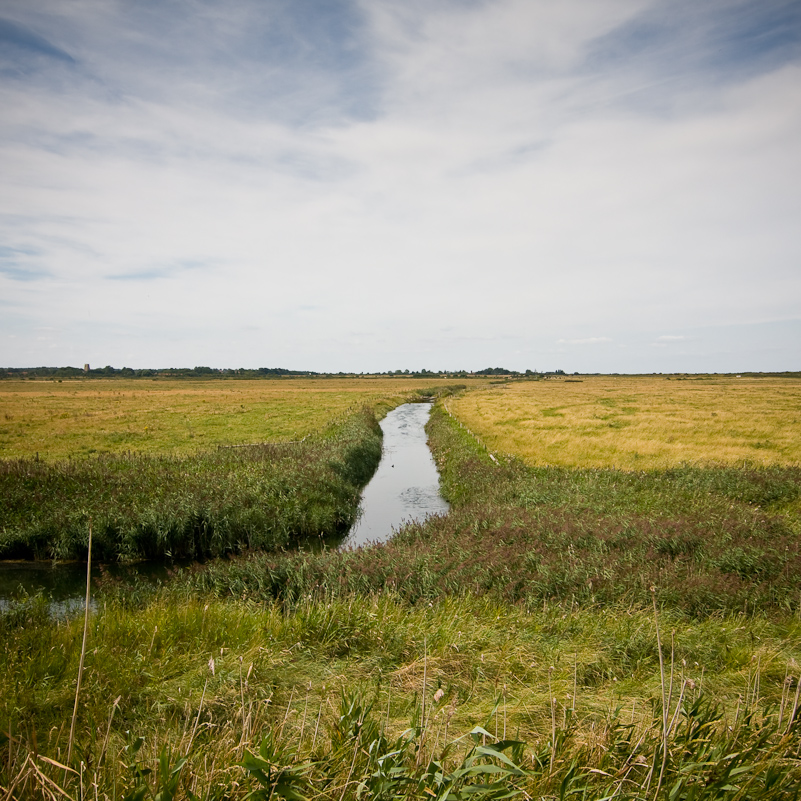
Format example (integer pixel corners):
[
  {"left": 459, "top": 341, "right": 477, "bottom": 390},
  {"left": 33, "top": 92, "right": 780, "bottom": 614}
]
[
  {"left": 0, "top": 376, "right": 468, "bottom": 461},
  {"left": 2, "top": 376, "right": 801, "bottom": 799}
]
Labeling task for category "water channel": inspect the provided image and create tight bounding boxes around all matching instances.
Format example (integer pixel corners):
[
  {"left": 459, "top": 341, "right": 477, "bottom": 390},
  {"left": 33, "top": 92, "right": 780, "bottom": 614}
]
[
  {"left": 0, "top": 560, "right": 176, "bottom": 615},
  {"left": 0, "top": 401, "right": 449, "bottom": 609},
  {"left": 340, "top": 401, "right": 449, "bottom": 549}
]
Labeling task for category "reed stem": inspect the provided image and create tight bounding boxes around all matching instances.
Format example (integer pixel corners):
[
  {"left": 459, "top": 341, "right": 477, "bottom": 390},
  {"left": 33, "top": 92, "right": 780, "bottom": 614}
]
[{"left": 67, "top": 523, "right": 92, "bottom": 768}]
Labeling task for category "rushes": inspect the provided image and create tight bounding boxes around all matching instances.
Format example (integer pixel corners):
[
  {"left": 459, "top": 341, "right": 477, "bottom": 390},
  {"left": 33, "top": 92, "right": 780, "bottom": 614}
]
[
  {"left": 2, "top": 592, "right": 800, "bottom": 799},
  {"left": 0, "top": 407, "right": 382, "bottom": 561}
]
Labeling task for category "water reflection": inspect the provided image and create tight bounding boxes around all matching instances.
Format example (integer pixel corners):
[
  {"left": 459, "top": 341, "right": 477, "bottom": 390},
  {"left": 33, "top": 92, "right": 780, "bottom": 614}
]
[
  {"left": 340, "top": 402, "right": 449, "bottom": 549},
  {"left": 0, "top": 560, "right": 174, "bottom": 616}
]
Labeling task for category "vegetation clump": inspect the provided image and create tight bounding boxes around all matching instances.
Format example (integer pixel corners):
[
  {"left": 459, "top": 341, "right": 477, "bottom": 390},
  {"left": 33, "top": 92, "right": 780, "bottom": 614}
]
[{"left": 0, "top": 406, "right": 382, "bottom": 561}]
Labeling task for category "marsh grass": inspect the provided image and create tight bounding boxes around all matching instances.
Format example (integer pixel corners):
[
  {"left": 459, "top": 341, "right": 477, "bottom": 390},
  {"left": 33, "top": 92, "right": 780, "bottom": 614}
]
[
  {"left": 0, "top": 377, "right": 471, "bottom": 461},
  {"left": 1, "top": 592, "right": 800, "bottom": 799},
  {"left": 0, "top": 406, "right": 383, "bottom": 561},
  {"left": 449, "top": 375, "right": 801, "bottom": 468},
  {"left": 3, "top": 384, "right": 801, "bottom": 798}
]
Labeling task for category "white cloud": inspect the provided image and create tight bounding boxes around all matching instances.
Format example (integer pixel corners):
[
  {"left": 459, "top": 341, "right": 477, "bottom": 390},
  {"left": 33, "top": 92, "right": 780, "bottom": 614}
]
[
  {"left": 0, "top": 0, "right": 799, "bottom": 372},
  {"left": 558, "top": 337, "right": 613, "bottom": 345}
]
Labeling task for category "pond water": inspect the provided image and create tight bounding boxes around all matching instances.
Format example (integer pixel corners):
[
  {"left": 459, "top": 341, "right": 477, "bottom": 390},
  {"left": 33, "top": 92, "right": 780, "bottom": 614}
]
[
  {"left": 340, "top": 402, "right": 449, "bottom": 549},
  {"left": 0, "top": 560, "right": 176, "bottom": 616}
]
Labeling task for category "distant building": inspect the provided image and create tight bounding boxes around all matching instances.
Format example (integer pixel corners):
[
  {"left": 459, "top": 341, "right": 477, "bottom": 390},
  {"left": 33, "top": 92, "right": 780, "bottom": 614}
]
[{"left": 84, "top": 364, "right": 90, "bottom": 372}]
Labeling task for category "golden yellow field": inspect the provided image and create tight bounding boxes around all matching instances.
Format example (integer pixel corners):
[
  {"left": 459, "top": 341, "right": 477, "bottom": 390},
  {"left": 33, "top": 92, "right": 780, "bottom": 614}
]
[
  {"left": 448, "top": 375, "right": 801, "bottom": 469},
  {"left": 0, "top": 377, "right": 465, "bottom": 461}
]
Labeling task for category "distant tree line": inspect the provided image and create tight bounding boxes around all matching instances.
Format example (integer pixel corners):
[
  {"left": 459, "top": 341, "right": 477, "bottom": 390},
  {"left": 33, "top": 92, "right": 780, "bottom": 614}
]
[
  {"left": 0, "top": 366, "right": 576, "bottom": 380},
  {"left": 0, "top": 366, "right": 320, "bottom": 379}
]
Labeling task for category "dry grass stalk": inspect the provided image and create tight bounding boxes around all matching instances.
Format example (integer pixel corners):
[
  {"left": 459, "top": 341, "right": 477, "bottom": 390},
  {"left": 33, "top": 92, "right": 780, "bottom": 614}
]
[
  {"left": 185, "top": 679, "right": 208, "bottom": 757},
  {"left": 97, "top": 696, "right": 121, "bottom": 767},
  {"left": 66, "top": 523, "right": 92, "bottom": 768}
]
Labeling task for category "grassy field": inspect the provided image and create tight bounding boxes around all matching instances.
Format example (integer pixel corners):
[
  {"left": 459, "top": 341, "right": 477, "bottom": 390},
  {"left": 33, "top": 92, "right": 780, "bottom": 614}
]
[
  {"left": 3, "top": 590, "right": 800, "bottom": 800},
  {"left": 0, "top": 377, "right": 468, "bottom": 461},
  {"left": 0, "top": 407, "right": 385, "bottom": 561},
  {"left": 447, "top": 375, "right": 801, "bottom": 469},
  {"left": 3, "top": 376, "right": 801, "bottom": 798}
]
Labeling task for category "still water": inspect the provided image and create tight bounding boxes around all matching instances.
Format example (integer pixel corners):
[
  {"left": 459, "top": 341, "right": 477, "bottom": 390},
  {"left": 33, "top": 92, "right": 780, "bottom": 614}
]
[
  {"left": 0, "top": 560, "right": 175, "bottom": 615},
  {"left": 340, "top": 402, "right": 449, "bottom": 549}
]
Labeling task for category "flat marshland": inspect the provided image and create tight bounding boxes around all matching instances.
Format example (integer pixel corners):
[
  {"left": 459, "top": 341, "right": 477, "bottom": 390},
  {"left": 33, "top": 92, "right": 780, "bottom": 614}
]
[
  {"left": 0, "top": 377, "right": 464, "bottom": 461},
  {"left": 0, "top": 378, "right": 466, "bottom": 561},
  {"left": 448, "top": 375, "right": 801, "bottom": 469},
  {"left": 2, "top": 375, "right": 801, "bottom": 799}
]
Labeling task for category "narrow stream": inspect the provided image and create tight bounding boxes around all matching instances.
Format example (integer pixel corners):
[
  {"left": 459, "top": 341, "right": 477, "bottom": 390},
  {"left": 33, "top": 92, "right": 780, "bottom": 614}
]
[
  {"left": 340, "top": 402, "right": 449, "bottom": 549},
  {"left": 0, "top": 402, "right": 449, "bottom": 609}
]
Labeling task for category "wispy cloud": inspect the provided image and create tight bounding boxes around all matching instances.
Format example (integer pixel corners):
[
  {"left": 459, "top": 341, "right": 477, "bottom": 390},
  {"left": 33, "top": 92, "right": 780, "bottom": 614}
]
[
  {"left": 558, "top": 337, "right": 613, "bottom": 345},
  {"left": 0, "top": 245, "right": 51, "bottom": 282},
  {"left": 0, "top": 17, "right": 76, "bottom": 67},
  {"left": 0, "top": 0, "right": 799, "bottom": 371}
]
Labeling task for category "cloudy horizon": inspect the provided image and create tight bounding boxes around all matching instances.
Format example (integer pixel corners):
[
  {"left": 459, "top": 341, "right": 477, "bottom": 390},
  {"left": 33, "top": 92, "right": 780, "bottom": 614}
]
[{"left": 1, "top": 0, "right": 799, "bottom": 374}]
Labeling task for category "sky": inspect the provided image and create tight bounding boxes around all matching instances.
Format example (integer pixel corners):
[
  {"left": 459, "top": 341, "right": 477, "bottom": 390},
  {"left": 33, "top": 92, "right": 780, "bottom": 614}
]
[{"left": 1, "top": 0, "right": 799, "bottom": 374}]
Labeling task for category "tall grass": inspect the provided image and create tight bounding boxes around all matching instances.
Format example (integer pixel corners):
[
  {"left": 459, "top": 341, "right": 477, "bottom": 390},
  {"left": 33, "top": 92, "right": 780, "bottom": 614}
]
[
  {"left": 0, "top": 406, "right": 383, "bottom": 561},
  {"left": 1, "top": 592, "right": 800, "bottom": 798}
]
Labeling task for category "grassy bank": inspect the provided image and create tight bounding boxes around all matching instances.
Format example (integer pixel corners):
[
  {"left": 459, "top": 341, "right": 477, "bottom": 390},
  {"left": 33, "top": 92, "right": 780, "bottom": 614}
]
[{"left": 0, "top": 406, "right": 383, "bottom": 561}]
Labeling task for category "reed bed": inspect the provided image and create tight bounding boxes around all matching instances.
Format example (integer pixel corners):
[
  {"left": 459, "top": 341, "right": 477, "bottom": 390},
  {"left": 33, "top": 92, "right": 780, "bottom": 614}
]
[{"left": 0, "top": 406, "right": 383, "bottom": 561}]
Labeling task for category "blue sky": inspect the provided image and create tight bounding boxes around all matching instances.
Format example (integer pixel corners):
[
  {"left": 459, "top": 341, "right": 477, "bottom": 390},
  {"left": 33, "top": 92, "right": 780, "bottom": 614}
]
[{"left": 1, "top": 0, "right": 799, "bottom": 373}]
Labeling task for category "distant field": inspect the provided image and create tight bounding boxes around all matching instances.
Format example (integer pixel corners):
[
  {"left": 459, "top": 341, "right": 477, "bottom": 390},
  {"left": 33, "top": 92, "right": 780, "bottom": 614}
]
[
  {"left": 448, "top": 375, "right": 801, "bottom": 468},
  {"left": 0, "top": 377, "right": 465, "bottom": 461}
]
